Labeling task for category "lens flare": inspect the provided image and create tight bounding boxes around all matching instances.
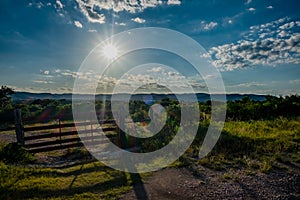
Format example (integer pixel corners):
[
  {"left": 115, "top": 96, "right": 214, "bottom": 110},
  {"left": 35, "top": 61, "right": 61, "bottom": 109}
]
[{"left": 102, "top": 44, "right": 118, "bottom": 59}]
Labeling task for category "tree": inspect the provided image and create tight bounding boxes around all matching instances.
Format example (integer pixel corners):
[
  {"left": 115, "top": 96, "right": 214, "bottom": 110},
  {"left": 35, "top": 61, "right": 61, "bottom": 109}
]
[{"left": 0, "top": 86, "right": 15, "bottom": 109}]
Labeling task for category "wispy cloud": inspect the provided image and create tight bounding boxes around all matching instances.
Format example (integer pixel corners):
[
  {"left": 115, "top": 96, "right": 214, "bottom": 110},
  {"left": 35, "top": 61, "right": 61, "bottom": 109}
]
[
  {"left": 52, "top": 65, "right": 206, "bottom": 94},
  {"left": 191, "top": 21, "right": 219, "bottom": 33},
  {"left": 11, "top": 85, "right": 72, "bottom": 94},
  {"left": 115, "top": 22, "right": 126, "bottom": 26},
  {"left": 28, "top": 2, "right": 44, "bottom": 9},
  {"left": 207, "top": 17, "right": 300, "bottom": 70},
  {"left": 32, "top": 80, "right": 54, "bottom": 84},
  {"left": 203, "top": 21, "right": 218, "bottom": 30},
  {"left": 88, "top": 29, "right": 97, "bottom": 33},
  {"left": 289, "top": 79, "right": 300, "bottom": 84},
  {"left": 245, "top": 0, "right": 252, "bottom": 5},
  {"left": 229, "top": 82, "right": 266, "bottom": 88},
  {"left": 55, "top": 69, "right": 99, "bottom": 82}
]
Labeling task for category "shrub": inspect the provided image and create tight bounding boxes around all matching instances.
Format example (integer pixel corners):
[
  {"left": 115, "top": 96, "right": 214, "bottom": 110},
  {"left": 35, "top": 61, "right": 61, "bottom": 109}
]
[{"left": 0, "top": 143, "right": 35, "bottom": 164}]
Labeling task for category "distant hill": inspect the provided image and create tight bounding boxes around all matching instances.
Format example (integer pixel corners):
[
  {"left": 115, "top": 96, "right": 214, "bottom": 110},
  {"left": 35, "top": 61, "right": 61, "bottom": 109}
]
[{"left": 12, "top": 92, "right": 267, "bottom": 102}]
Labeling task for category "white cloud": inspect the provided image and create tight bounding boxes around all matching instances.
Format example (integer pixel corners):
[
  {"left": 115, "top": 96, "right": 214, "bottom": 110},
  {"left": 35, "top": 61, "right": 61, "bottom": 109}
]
[
  {"left": 267, "top": 5, "right": 273, "bottom": 9},
  {"left": 279, "top": 21, "right": 296, "bottom": 30},
  {"left": 208, "top": 18, "right": 300, "bottom": 70},
  {"left": 248, "top": 7, "right": 255, "bottom": 11},
  {"left": 189, "top": 21, "right": 219, "bottom": 33},
  {"left": 8, "top": 85, "right": 57, "bottom": 94},
  {"left": 28, "top": 2, "right": 44, "bottom": 9},
  {"left": 74, "top": 20, "right": 83, "bottom": 28},
  {"left": 231, "top": 82, "right": 266, "bottom": 88},
  {"left": 115, "top": 22, "right": 127, "bottom": 26},
  {"left": 49, "top": 67, "right": 206, "bottom": 94},
  {"left": 56, "top": 0, "right": 64, "bottom": 9},
  {"left": 147, "top": 67, "right": 163, "bottom": 73},
  {"left": 58, "top": 13, "right": 64, "bottom": 18},
  {"left": 289, "top": 79, "right": 300, "bottom": 84},
  {"left": 33, "top": 80, "right": 54, "bottom": 84},
  {"left": 56, "top": 69, "right": 99, "bottom": 82},
  {"left": 110, "top": 70, "right": 191, "bottom": 93},
  {"left": 203, "top": 21, "right": 218, "bottom": 30},
  {"left": 76, "top": 0, "right": 106, "bottom": 24},
  {"left": 131, "top": 17, "right": 146, "bottom": 24},
  {"left": 75, "top": 0, "right": 180, "bottom": 24},
  {"left": 37, "top": 2, "right": 44, "bottom": 9},
  {"left": 245, "top": 0, "right": 252, "bottom": 5},
  {"left": 88, "top": 29, "right": 97, "bottom": 33},
  {"left": 167, "top": 0, "right": 181, "bottom": 5}
]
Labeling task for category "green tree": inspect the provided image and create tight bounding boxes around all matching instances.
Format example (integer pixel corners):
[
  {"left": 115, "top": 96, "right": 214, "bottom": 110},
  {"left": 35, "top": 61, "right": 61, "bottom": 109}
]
[
  {"left": 0, "top": 86, "right": 15, "bottom": 125},
  {"left": 0, "top": 86, "right": 14, "bottom": 109}
]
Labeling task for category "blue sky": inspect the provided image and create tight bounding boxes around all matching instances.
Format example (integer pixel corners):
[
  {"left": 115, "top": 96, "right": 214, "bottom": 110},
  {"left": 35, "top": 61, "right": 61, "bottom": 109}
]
[{"left": 0, "top": 0, "right": 299, "bottom": 95}]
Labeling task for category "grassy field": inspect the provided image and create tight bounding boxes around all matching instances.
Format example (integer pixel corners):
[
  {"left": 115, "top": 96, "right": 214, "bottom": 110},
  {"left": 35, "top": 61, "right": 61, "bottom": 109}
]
[
  {"left": 188, "top": 118, "right": 300, "bottom": 173},
  {"left": 0, "top": 160, "right": 136, "bottom": 200},
  {"left": 0, "top": 118, "right": 299, "bottom": 199}
]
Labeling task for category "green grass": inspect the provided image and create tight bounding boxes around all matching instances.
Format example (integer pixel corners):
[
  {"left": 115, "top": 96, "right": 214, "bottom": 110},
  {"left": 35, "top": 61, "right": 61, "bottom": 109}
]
[
  {"left": 1, "top": 118, "right": 299, "bottom": 199},
  {"left": 0, "top": 160, "right": 144, "bottom": 200},
  {"left": 186, "top": 118, "right": 300, "bottom": 173}
]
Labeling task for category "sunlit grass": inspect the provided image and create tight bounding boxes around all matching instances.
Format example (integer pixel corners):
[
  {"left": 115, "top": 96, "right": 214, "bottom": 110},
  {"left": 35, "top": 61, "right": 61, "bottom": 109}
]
[
  {"left": 0, "top": 161, "right": 136, "bottom": 200},
  {"left": 185, "top": 118, "right": 300, "bottom": 173}
]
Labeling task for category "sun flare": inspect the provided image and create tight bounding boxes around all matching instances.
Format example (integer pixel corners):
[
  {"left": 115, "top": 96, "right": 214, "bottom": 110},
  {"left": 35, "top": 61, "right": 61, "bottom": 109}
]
[{"left": 102, "top": 44, "right": 118, "bottom": 60}]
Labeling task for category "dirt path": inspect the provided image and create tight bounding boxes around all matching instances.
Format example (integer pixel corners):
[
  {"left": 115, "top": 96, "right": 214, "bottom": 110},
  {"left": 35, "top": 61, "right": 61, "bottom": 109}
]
[
  {"left": 0, "top": 132, "right": 15, "bottom": 144},
  {"left": 120, "top": 165, "right": 300, "bottom": 200}
]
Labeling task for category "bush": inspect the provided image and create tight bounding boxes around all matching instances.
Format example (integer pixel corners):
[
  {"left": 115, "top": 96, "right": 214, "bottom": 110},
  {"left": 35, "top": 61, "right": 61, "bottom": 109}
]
[{"left": 0, "top": 143, "right": 35, "bottom": 164}]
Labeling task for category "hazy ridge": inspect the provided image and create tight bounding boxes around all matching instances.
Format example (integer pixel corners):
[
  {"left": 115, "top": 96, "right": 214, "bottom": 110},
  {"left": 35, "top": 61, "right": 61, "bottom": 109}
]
[{"left": 12, "top": 92, "right": 267, "bottom": 102}]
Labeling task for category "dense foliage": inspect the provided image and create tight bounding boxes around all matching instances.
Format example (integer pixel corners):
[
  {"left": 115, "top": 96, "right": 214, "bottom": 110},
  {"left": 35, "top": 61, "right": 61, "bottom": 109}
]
[
  {"left": 226, "top": 95, "right": 300, "bottom": 120},
  {"left": 0, "top": 86, "right": 299, "bottom": 127}
]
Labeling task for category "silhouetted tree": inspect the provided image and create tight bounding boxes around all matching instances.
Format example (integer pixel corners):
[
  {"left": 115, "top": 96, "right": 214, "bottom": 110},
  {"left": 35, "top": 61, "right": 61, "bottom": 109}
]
[{"left": 0, "top": 86, "right": 14, "bottom": 109}]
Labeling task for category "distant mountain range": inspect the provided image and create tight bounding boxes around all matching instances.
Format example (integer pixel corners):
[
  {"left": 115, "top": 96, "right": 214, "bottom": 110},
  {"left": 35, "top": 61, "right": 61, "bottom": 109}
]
[{"left": 12, "top": 92, "right": 267, "bottom": 102}]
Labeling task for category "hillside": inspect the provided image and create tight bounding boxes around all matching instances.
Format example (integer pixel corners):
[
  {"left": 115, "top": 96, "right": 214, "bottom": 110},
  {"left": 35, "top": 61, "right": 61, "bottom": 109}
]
[{"left": 12, "top": 92, "right": 267, "bottom": 102}]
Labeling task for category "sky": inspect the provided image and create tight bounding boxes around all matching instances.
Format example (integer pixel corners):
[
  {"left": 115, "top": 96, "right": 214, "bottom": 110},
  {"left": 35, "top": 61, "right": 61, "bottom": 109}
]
[{"left": 0, "top": 0, "right": 299, "bottom": 95}]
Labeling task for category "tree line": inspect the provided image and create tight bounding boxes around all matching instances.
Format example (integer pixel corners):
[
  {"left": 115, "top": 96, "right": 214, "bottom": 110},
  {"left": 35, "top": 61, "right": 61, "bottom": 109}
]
[{"left": 0, "top": 86, "right": 299, "bottom": 128}]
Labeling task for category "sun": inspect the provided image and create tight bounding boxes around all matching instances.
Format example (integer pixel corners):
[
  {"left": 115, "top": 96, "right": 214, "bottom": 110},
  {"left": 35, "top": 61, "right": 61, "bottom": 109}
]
[{"left": 102, "top": 44, "right": 118, "bottom": 60}]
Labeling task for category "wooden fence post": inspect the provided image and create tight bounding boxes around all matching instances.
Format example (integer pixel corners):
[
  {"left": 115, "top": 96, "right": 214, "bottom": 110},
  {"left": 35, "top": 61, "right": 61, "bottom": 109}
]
[
  {"left": 58, "top": 119, "right": 62, "bottom": 145},
  {"left": 14, "top": 109, "right": 24, "bottom": 145}
]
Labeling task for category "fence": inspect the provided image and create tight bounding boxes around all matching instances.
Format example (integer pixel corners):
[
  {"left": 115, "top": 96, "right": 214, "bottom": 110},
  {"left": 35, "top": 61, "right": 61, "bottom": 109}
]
[{"left": 14, "top": 109, "right": 120, "bottom": 153}]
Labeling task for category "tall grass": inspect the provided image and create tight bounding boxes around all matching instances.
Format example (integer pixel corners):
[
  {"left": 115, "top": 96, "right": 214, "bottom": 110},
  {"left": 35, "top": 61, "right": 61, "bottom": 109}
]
[{"left": 186, "top": 118, "right": 300, "bottom": 173}]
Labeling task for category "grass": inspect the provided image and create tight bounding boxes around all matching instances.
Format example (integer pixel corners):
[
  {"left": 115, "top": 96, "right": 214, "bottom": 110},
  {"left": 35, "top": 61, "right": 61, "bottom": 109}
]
[
  {"left": 0, "top": 160, "right": 146, "bottom": 200},
  {"left": 186, "top": 118, "right": 300, "bottom": 173},
  {"left": 0, "top": 118, "right": 299, "bottom": 199},
  {"left": 0, "top": 119, "right": 149, "bottom": 200}
]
